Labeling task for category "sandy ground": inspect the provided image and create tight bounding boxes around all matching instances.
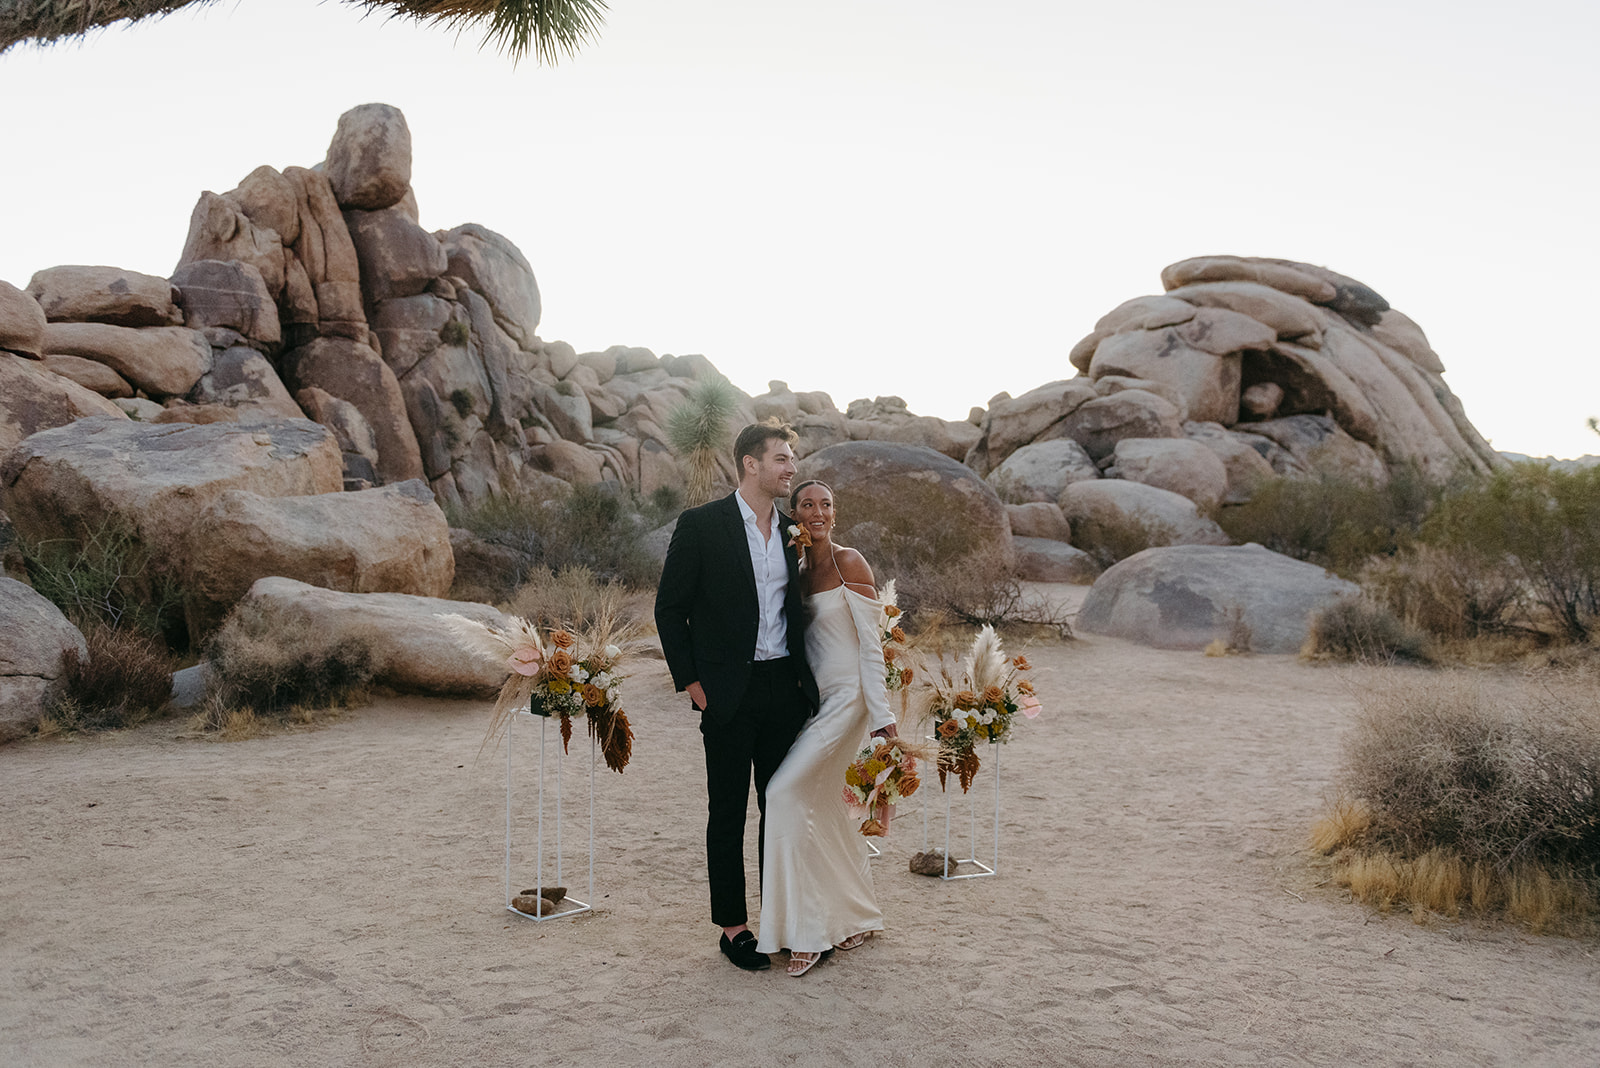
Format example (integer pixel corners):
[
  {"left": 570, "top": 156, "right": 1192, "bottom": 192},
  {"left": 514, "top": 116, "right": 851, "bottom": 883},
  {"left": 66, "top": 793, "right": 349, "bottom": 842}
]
[{"left": 4, "top": 590, "right": 1599, "bottom": 1068}]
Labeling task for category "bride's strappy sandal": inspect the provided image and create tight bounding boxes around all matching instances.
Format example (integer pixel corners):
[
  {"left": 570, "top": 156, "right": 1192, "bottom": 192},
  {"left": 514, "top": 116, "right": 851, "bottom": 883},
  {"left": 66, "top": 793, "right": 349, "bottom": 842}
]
[
  {"left": 786, "top": 949, "right": 833, "bottom": 977},
  {"left": 833, "top": 932, "right": 871, "bottom": 951}
]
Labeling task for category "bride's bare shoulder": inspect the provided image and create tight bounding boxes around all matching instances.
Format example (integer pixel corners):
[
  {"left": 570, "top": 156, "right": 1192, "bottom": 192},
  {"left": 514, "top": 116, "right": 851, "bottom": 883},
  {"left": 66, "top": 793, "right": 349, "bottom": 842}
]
[{"left": 833, "top": 547, "right": 877, "bottom": 597}]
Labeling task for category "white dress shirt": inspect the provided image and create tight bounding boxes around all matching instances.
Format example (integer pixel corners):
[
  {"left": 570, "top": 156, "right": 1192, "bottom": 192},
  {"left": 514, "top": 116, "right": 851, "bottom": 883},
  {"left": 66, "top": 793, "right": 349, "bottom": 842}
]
[{"left": 736, "top": 492, "right": 790, "bottom": 661}]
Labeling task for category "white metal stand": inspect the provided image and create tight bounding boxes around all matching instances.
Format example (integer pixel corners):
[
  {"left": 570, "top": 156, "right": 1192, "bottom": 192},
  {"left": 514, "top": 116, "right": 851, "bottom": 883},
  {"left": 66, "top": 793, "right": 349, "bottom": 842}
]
[
  {"left": 923, "top": 742, "right": 1000, "bottom": 880},
  {"left": 505, "top": 709, "right": 594, "bottom": 921}
]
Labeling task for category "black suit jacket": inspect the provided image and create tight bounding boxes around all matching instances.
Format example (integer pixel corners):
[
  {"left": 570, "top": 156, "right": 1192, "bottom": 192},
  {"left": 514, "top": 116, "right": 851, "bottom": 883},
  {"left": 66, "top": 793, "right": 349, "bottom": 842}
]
[{"left": 654, "top": 492, "right": 820, "bottom": 725}]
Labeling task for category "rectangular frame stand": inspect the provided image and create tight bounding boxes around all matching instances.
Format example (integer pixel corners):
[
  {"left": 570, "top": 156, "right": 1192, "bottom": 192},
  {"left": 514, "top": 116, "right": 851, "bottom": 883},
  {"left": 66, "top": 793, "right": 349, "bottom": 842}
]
[
  {"left": 505, "top": 709, "right": 594, "bottom": 921},
  {"left": 923, "top": 742, "right": 1000, "bottom": 880}
]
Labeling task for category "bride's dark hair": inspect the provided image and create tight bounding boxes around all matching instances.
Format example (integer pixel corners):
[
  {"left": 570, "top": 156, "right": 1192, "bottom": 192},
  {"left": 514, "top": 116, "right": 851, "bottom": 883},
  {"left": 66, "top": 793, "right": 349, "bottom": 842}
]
[{"left": 789, "top": 479, "right": 832, "bottom": 514}]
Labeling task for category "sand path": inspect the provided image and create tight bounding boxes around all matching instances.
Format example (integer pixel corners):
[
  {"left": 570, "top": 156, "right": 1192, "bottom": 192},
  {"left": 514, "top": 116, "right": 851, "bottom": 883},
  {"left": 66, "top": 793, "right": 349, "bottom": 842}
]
[{"left": 4, "top": 615, "right": 1598, "bottom": 1066}]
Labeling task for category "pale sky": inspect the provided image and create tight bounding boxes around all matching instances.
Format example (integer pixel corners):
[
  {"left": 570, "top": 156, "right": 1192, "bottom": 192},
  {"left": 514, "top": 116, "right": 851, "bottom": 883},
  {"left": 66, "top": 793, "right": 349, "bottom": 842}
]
[{"left": 2, "top": 0, "right": 1596, "bottom": 458}]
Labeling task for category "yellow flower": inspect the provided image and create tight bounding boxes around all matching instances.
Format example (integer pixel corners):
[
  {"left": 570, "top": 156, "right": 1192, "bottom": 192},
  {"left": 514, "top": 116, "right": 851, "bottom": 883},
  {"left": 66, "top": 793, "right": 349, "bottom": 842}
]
[
  {"left": 845, "top": 764, "right": 864, "bottom": 788},
  {"left": 964, "top": 715, "right": 979, "bottom": 731},
  {"left": 549, "top": 679, "right": 572, "bottom": 694},
  {"left": 863, "top": 758, "right": 887, "bottom": 779}
]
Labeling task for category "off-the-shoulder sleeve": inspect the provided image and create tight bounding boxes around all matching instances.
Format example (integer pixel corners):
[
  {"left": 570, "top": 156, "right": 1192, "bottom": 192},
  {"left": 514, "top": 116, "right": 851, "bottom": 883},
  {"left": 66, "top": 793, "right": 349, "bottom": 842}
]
[{"left": 843, "top": 588, "right": 897, "bottom": 732}]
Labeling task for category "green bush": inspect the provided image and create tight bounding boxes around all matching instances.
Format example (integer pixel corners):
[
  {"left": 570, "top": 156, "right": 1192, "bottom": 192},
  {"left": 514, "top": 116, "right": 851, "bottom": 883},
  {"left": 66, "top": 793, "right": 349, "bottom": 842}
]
[
  {"left": 1304, "top": 598, "right": 1433, "bottom": 663},
  {"left": 42, "top": 624, "right": 176, "bottom": 732},
  {"left": 1422, "top": 464, "right": 1600, "bottom": 642},
  {"left": 16, "top": 521, "right": 185, "bottom": 644},
  {"left": 1217, "top": 465, "right": 1444, "bottom": 577},
  {"left": 447, "top": 483, "right": 662, "bottom": 589}
]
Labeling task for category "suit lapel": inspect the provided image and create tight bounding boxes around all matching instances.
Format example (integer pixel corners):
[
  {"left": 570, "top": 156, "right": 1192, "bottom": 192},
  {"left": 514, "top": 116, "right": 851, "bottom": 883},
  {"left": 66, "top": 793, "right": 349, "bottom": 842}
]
[{"left": 721, "top": 492, "right": 758, "bottom": 601}]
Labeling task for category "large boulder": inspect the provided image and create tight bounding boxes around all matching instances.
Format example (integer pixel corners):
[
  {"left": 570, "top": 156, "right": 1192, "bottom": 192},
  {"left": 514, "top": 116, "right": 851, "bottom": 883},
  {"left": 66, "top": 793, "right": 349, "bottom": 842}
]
[
  {"left": 1052, "top": 389, "right": 1184, "bottom": 462},
  {"left": 176, "top": 192, "right": 286, "bottom": 298},
  {"left": 1013, "top": 537, "right": 1099, "bottom": 585},
  {"left": 324, "top": 103, "right": 413, "bottom": 212},
  {"left": 344, "top": 206, "right": 449, "bottom": 304},
  {"left": 279, "top": 337, "right": 425, "bottom": 484},
  {"left": 1059, "top": 480, "right": 1230, "bottom": 561},
  {"left": 797, "top": 441, "right": 1013, "bottom": 569},
  {"left": 41, "top": 323, "right": 210, "bottom": 398},
  {"left": 295, "top": 386, "right": 381, "bottom": 486},
  {"left": 282, "top": 166, "right": 367, "bottom": 336},
  {"left": 0, "top": 280, "right": 47, "bottom": 357},
  {"left": 1106, "top": 437, "right": 1229, "bottom": 513},
  {"left": 987, "top": 438, "right": 1100, "bottom": 503},
  {"left": 1183, "top": 421, "right": 1279, "bottom": 505},
  {"left": 188, "top": 347, "right": 302, "bottom": 421},
  {"left": 1078, "top": 543, "right": 1359, "bottom": 653},
  {"left": 1242, "top": 414, "right": 1388, "bottom": 483},
  {"left": 1, "top": 418, "right": 341, "bottom": 611},
  {"left": 965, "top": 379, "right": 1097, "bottom": 475},
  {"left": 0, "top": 353, "right": 128, "bottom": 458},
  {"left": 39, "top": 354, "right": 133, "bottom": 398},
  {"left": 438, "top": 224, "right": 541, "bottom": 346},
  {"left": 223, "top": 165, "right": 301, "bottom": 246},
  {"left": 227, "top": 577, "right": 508, "bottom": 696},
  {"left": 24, "top": 265, "right": 181, "bottom": 328},
  {"left": 843, "top": 396, "right": 980, "bottom": 461},
  {"left": 1005, "top": 501, "right": 1071, "bottom": 542},
  {"left": 183, "top": 480, "right": 453, "bottom": 637},
  {"left": 1087, "top": 327, "right": 1244, "bottom": 424},
  {"left": 169, "top": 259, "right": 281, "bottom": 347},
  {"left": 0, "top": 577, "right": 87, "bottom": 741}
]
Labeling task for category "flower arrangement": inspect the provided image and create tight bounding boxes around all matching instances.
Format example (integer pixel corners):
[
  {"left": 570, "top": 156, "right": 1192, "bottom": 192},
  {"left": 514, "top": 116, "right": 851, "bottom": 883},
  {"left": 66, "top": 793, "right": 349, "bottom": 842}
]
[
  {"left": 843, "top": 737, "right": 925, "bottom": 837},
  {"left": 878, "top": 579, "right": 914, "bottom": 694},
  {"left": 440, "top": 613, "right": 635, "bottom": 773},
  {"left": 786, "top": 522, "right": 812, "bottom": 553},
  {"left": 924, "top": 625, "right": 1041, "bottom": 792}
]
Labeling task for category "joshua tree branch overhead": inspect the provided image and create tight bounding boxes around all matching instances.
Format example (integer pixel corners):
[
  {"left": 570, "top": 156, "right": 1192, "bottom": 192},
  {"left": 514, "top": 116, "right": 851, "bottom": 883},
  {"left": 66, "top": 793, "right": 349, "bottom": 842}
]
[{"left": 0, "top": 0, "right": 608, "bottom": 63}]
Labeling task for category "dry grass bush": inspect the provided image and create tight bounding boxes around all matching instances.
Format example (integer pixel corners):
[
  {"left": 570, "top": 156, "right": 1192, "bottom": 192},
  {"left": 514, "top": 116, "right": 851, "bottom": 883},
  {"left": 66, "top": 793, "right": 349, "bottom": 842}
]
[
  {"left": 1359, "top": 543, "right": 1522, "bottom": 641},
  {"left": 1315, "top": 674, "right": 1600, "bottom": 931},
  {"left": 203, "top": 603, "right": 375, "bottom": 719},
  {"left": 1303, "top": 598, "right": 1433, "bottom": 664},
  {"left": 1068, "top": 513, "right": 1168, "bottom": 571},
  {"left": 890, "top": 549, "right": 1073, "bottom": 637},
  {"left": 506, "top": 564, "right": 654, "bottom": 632},
  {"left": 40, "top": 624, "right": 176, "bottom": 733}
]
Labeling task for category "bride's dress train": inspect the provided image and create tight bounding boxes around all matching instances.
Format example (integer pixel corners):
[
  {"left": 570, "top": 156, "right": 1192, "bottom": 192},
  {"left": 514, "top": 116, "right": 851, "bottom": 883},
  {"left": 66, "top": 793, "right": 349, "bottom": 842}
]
[{"left": 756, "top": 583, "right": 896, "bottom": 954}]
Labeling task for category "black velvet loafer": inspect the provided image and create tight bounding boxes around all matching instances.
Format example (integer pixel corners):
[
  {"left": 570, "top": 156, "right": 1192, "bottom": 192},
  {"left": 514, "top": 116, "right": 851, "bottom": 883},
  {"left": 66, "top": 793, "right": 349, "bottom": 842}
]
[{"left": 719, "top": 930, "right": 771, "bottom": 971}]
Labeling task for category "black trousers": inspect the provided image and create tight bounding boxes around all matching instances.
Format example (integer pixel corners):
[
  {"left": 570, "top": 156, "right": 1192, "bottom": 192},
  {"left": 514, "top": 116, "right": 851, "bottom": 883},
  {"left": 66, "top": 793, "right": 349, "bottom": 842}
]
[{"left": 700, "top": 657, "right": 811, "bottom": 928}]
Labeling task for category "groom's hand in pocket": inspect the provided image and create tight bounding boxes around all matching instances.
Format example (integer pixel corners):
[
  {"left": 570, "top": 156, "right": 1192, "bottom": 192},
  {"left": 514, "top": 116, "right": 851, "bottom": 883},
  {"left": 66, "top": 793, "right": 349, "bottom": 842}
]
[{"left": 687, "top": 681, "right": 708, "bottom": 711}]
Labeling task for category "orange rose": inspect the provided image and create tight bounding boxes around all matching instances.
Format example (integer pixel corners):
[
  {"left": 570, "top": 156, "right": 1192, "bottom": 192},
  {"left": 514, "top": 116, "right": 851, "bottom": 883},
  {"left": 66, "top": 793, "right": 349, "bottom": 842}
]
[
  {"left": 954, "top": 690, "right": 976, "bottom": 710},
  {"left": 884, "top": 605, "right": 900, "bottom": 618},
  {"left": 548, "top": 649, "right": 574, "bottom": 675},
  {"left": 900, "top": 667, "right": 913, "bottom": 687},
  {"left": 582, "top": 683, "right": 605, "bottom": 707},
  {"left": 1018, "top": 680, "right": 1035, "bottom": 696},
  {"left": 883, "top": 645, "right": 897, "bottom": 663},
  {"left": 1013, "top": 655, "right": 1031, "bottom": 670},
  {"left": 937, "top": 718, "right": 961, "bottom": 738},
  {"left": 981, "top": 685, "right": 1004, "bottom": 706},
  {"left": 890, "top": 626, "right": 907, "bottom": 643},
  {"left": 550, "top": 630, "right": 575, "bottom": 649}
]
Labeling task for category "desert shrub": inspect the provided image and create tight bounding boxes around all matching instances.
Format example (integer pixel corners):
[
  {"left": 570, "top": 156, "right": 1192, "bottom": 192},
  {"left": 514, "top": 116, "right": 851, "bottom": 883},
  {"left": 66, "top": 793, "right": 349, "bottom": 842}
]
[
  {"left": 1359, "top": 543, "right": 1522, "bottom": 641},
  {"left": 41, "top": 623, "right": 176, "bottom": 732},
  {"left": 1303, "top": 598, "right": 1433, "bottom": 664},
  {"left": 1422, "top": 463, "right": 1600, "bottom": 643},
  {"left": 891, "top": 550, "right": 1073, "bottom": 636},
  {"left": 447, "top": 482, "right": 662, "bottom": 588},
  {"left": 507, "top": 565, "right": 654, "bottom": 632},
  {"left": 205, "top": 604, "right": 375, "bottom": 717},
  {"left": 439, "top": 319, "right": 471, "bottom": 347},
  {"left": 17, "top": 521, "right": 185, "bottom": 643},
  {"left": 1068, "top": 513, "right": 1169, "bottom": 571},
  {"left": 1342, "top": 676, "right": 1600, "bottom": 873},
  {"left": 1217, "top": 465, "right": 1443, "bottom": 577}
]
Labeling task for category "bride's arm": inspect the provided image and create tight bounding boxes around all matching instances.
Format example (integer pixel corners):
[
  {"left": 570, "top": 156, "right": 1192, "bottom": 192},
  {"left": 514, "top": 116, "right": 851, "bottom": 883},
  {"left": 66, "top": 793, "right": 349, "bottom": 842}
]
[{"left": 838, "top": 550, "right": 897, "bottom": 735}]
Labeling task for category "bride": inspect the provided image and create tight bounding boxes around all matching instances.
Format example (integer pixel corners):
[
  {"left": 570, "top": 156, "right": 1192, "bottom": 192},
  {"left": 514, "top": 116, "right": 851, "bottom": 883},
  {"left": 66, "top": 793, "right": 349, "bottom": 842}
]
[{"left": 756, "top": 478, "right": 898, "bottom": 976}]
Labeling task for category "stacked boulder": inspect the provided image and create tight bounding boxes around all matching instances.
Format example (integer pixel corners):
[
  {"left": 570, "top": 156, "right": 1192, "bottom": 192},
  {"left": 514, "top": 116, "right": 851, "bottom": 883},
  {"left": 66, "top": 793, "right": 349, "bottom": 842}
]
[{"left": 964, "top": 255, "right": 1504, "bottom": 575}]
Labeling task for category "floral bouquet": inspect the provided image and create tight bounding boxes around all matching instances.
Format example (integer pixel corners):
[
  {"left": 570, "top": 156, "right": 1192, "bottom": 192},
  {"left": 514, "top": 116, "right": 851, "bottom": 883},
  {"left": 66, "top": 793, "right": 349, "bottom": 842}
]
[
  {"left": 878, "top": 579, "right": 914, "bottom": 695},
  {"left": 843, "top": 736, "right": 928, "bottom": 837},
  {"left": 924, "top": 625, "right": 1042, "bottom": 793},
  {"left": 440, "top": 613, "right": 635, "bottom": 773}
]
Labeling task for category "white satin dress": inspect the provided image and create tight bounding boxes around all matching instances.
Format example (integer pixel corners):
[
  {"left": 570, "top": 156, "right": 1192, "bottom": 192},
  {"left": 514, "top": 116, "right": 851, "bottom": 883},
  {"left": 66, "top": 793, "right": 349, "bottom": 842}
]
[{"left": 756, "top": 582, "right": 898, "bottom": 954}]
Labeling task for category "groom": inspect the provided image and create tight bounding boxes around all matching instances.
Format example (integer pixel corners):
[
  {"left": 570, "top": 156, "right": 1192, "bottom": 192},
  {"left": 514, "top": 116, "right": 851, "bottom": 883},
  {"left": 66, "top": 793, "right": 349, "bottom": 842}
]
[{"left": 654, "top": 422, "right": 820, "bottom": 971}]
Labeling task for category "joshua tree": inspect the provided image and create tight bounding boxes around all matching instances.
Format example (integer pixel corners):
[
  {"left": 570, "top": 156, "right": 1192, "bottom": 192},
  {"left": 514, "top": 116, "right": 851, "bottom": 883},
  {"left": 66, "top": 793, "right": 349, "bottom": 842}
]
[
  {"left": 0, "top": 0, "right": 607, "bottom": 63},
  {"left": 666, "top": 377, "right": 739, "bottom": 508}
]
